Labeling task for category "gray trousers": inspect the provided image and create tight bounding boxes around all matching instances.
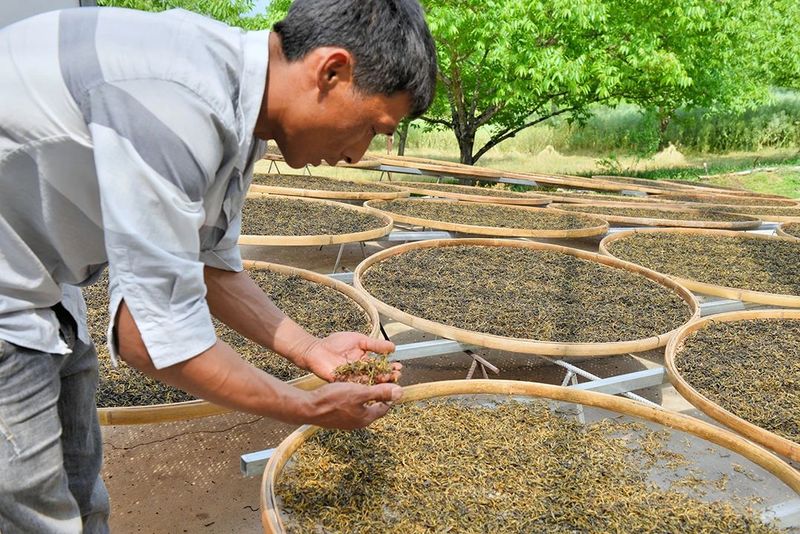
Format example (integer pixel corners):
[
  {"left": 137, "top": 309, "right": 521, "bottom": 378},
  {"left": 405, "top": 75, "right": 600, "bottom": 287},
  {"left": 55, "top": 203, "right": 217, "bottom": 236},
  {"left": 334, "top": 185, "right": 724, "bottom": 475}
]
[{"left": 0, "top": 309, "right": 109, "bottom": 533}]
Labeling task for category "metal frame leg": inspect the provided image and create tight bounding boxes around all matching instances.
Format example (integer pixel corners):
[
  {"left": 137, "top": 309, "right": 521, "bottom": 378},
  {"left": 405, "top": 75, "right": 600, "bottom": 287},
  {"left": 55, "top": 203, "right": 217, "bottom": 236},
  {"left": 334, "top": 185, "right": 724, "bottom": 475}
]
[{"left": 331, "top": 244, "right": 346, "bottom": 273}]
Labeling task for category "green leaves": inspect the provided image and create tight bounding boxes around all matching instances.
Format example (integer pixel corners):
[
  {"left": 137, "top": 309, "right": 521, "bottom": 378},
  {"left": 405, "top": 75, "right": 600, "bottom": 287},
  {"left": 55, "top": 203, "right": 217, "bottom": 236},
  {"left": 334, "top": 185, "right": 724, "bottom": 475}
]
[{"left": 419, "top": 0, "right": 793, "bottom": 163}]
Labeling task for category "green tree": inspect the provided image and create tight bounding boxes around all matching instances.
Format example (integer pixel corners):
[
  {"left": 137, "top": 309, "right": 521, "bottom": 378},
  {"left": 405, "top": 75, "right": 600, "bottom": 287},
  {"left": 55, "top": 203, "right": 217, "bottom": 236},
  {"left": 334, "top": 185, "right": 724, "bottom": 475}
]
[{"left": 421, "top": 0, "right": 781, "bottom": 164}]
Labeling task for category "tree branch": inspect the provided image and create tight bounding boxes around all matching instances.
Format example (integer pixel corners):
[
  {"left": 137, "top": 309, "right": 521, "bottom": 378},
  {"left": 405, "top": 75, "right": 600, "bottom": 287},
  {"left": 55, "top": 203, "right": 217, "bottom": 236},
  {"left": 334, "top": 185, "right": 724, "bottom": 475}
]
[{"left": 472, "top": 106, "right": 580, "bottom": 163}]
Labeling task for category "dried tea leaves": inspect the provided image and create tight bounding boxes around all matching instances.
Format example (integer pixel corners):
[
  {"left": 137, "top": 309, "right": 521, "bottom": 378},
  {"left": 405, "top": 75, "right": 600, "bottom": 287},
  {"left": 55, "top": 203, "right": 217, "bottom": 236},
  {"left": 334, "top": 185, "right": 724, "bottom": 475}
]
[
  {"left": 277, "top": 400, "right": 783, "bottom": 533},
  {"left": 606, "top": 232, "right": 800, "bottom": 296},
  {"left": 659, "top": 194, "right": 798, "bottom": 207},
  {"left": 360, "top": 245, "right": 692, "bottom": 343},
  {"left": 400, "top": 181, "right": 535, "bottom": 199},
  {"left": 333, "top": 353, "right": 393, "bottom": 385},
  {"left": 370, "top": 199, "right": 601, "bottom": 232},
  {"left": 719, "top": 206, "right": 800, "bottom": 218},
  {"left": 241, "top": 197, "right": 388, "bottom": 236},
  {"left": 676, "top": 318, "right": 800, "bottom": 443},
  {"left": 87, "top": 270, "right": 372, "bottom": 407},
  {"left": 553, "top": 204, "right": 754, "bottom": 223},
  {"left": 252, "top": 173, "right": 399, "bottom": 193},
  {"left": 781, "top": 222, "right": 800, "bottom": 238}
]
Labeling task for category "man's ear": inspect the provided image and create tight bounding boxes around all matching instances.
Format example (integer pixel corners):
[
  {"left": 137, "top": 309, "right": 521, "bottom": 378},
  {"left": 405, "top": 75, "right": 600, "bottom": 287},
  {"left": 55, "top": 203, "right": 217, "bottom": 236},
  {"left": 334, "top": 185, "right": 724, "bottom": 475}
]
[{"left": 316, "top": 48, "right": 355, "bottom": 94}]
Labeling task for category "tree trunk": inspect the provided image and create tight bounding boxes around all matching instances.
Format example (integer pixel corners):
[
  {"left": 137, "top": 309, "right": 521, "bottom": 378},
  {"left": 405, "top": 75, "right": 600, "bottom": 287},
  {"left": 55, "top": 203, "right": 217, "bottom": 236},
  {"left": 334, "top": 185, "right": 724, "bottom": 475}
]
[
  {"left": 657, "top": 108, "right": 673, "bottom": 150},
  {"left": 456, "top": 129, "right": 476, "bottom": 165},
  {"left": 396, "top": 120, "right": 411, "bottom": 156}
]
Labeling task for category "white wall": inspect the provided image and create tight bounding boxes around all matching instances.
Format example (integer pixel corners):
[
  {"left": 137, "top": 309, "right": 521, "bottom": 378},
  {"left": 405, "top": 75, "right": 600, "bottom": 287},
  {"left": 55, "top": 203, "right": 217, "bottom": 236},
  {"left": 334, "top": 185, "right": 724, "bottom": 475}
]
[{"left": 0, "top": 0, "right": 89, "bottom": 28}]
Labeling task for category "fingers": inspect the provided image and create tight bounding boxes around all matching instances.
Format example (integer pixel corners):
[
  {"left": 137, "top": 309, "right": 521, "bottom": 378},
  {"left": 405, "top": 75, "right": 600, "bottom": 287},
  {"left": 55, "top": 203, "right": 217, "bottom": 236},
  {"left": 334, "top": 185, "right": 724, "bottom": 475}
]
[
  {"left": 359, "top": 382, "right": 403, "bottom": 404},
  {"left": 360, "top": 336, "right": 396, "bottom": 355}
]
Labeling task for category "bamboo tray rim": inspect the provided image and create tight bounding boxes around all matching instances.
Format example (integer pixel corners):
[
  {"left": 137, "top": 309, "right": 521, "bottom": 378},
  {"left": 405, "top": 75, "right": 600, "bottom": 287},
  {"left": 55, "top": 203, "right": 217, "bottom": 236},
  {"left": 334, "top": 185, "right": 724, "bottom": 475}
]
[
  {"left": 238, "top": 193, "right": 394, "bottom": 246},
  {"left": 776, "top": 223, "right": 800, "bottom": 240},
  {"left": 599, "top": 228, "right": 800, "bottom": 308},
  {"left": 364, "top": 199, "right": 609, "bottom": 238},
  {"left": 260, "top": 379, "right": 800, "bottom": 534},
  {"left": 353, "top": 238, "right": 700, "bottom": 356},
  {"left": 366, "top": 155, "right": 671, "bottom": 194},
  {"left": 249, "top": 176, "right": 409, "bottom": 200},
  {"left": 548, "top": 203, "right": 763, "bottom": 230},
  {"left": 664, "top": 309, "right": 800, "bottom": 461},
  {"left": 655, "top": 192, "right": 800, "bottom": 205},
  {"left": 722, "top": 210, "right": 800, "bottom": 223},
  {"left": 384, "top": 182, "right": 552, "bottom": 206},
  {"left": 96, "top": 260, "right": 379, "bottom": 425}
]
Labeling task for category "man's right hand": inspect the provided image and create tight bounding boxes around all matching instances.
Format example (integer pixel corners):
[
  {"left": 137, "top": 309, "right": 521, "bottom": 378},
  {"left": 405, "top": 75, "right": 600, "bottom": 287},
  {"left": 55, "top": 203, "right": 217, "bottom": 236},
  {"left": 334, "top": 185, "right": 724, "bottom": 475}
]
[{"left": 302, "top": 382, "right": 403, "bottom": 429}]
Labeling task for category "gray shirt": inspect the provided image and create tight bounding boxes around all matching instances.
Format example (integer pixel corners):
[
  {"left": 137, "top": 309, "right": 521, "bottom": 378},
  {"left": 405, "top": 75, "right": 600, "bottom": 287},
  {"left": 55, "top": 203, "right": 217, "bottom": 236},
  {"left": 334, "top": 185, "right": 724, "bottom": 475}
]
[{"left": 0, "top": 7, "right": 268, "bottom": 368}]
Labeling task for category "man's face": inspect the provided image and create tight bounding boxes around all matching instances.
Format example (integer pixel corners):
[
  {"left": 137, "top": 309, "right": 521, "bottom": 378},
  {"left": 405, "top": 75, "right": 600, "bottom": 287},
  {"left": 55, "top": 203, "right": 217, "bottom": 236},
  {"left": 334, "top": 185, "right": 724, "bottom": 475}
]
[{"left": 275, "top": 88, "right": 410, "bottom": 169}]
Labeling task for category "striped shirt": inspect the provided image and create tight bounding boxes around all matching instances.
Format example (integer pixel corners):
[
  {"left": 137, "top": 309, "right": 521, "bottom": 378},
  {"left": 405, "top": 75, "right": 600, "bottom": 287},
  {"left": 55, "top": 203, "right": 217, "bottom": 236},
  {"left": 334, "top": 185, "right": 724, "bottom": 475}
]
[{"left": 0, "top": 7, "right": 268, "bottom": 368}]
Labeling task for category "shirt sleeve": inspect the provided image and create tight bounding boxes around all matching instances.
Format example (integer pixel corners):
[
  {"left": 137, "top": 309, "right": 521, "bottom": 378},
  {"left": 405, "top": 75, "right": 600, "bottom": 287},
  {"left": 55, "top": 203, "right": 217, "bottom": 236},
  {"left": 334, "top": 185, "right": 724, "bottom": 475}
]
[{"left": 86, "top": 79, "right": 229, "bottom": 369}]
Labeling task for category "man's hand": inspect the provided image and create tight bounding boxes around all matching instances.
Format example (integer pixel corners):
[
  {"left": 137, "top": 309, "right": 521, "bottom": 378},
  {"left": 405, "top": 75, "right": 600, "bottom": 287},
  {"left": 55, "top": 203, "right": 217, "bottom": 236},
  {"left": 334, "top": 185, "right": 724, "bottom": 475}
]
[
  {"left": 299, "top": 332, "right": 401, "bottom": 383},
  {"left": 303, "top": 382, "right": 403, "bottom": 429}
]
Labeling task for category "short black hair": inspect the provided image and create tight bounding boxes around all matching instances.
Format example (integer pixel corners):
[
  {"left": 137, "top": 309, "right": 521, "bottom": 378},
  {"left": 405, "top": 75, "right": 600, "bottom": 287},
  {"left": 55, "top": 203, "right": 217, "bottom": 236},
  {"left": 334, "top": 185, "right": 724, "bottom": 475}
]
[{"left": 274, "top": 0, "right": 437, "bottom": 118}]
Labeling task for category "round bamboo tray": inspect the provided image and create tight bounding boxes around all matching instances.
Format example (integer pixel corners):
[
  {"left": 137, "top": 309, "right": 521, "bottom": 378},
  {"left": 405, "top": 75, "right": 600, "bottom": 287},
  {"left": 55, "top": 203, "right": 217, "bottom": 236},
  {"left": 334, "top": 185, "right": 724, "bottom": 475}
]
[
  {"left": 261, "top": 379, "right": 800, "bottom": 534},
  {"left": 548, "top": 202, "right": 763, "bottom": 230},
  {"left": 249, "top": 174, "right": 410, "bottom": 201},
  {"left": 656, "top": 192, "right": 799, "bottom": 207},
  {"left": 364, "top": 199, "right": 609, "bottom": 238},
  {"left": 354, "top": 238, "right": 700, "bottom": 356},
  {"left": 776, "top": 222, "right": 800, "bottom": 240},
  {"left": 665, "top": 309, "right": 800, "bottom": 461},
  {"left": 385, "top": 182, "right": 552, "bottom": 206},
  {"left": 722, "top": 209, "right": 800, "bottom": 223},
  {"left": 96, "top": 260, "right": 381, "bottom": 425},
  {"left": 239, "top": 193, "right": 393, "bottom": 246},
  {"left": 599, "top": 228, "right": 800, "bottom": 308}
]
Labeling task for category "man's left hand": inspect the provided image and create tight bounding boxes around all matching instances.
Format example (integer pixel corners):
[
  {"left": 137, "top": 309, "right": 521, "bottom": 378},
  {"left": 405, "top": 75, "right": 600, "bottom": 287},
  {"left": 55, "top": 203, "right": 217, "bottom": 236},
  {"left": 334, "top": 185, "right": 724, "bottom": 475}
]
[{"left": 300, "top": 332, "right": 401, "bottom": 383}]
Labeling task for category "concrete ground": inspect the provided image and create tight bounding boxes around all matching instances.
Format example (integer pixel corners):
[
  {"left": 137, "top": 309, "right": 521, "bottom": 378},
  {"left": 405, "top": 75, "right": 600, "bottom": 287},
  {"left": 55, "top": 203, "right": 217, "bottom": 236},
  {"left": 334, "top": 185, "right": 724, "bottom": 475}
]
[{"left": 101, "top": 235, "right": 793, "bottom": 533}]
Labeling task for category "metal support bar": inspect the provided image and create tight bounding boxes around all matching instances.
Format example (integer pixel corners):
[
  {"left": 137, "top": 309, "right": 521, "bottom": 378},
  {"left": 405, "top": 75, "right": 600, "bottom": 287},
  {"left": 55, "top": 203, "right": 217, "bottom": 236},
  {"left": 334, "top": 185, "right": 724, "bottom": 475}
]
[
  {"left": 389, "top": 339, "right": 478, "bottom": 362},
  {"left": 383, "top": 230, "right": 454, "bottom": 241},
  {"left": 331, "top": 244, "right": 346, "bottom": 273},
  {"left": 570, "top": 367, "right": 666, "bottom": 395},
  {"left": 550, "top": 358, "right": 662, "bottom": 409},
  {"left": 240, "top": 448, "right": 275, "bottom": 477}
]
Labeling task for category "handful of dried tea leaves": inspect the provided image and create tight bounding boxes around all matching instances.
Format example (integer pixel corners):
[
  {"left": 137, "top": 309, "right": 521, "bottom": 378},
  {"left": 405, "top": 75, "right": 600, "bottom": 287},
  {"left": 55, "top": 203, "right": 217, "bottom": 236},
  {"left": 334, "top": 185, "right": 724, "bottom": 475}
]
[{"left": 333, "top": 353, "right": 394, "bottom": 385}]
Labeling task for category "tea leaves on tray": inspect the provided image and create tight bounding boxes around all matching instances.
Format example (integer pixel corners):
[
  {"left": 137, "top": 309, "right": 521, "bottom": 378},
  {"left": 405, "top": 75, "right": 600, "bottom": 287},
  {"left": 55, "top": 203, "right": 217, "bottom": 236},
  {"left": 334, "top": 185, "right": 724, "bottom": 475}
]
[
  {"left": 252, "top": 173, "right": 399, "bottom": 193},
  {"left": 277, "top": 400, "right": 783, "bottom": 533},
  {"left": 606, "top": 232, "right": 800, "bottom": 296},
  {"left": 659, "top": 194, "right": 797, "bottom": 207},
  {"left": 400, "top": 181, "right": 534, "bottom": 199},
  {"left": 86, "top": 270, "right": 372, "bottom": 407},
  {"left": 781, "top": 222, "right": 800, "bottom": 238},
  {"left": 554, "top": 204, "right": 754, "bottom": 222},
  {"left": 676, "top": 318, "right": 800, "bottom": 443},
  {"left": 360, "top": 245, "right": 692, "bottom": 343},
  {"left": 241, "top": 197, "right": 388, "bottom": 236},
  {"left": 371, "top": 199, "right": 600, "bottom": 231}
]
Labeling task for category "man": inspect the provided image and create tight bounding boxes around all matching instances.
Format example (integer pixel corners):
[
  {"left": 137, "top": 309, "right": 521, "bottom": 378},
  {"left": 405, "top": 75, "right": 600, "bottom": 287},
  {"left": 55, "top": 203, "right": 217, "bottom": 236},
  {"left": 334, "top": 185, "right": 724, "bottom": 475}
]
[{"left": 0, "top": 1, "right": 438, "bottom": 532}]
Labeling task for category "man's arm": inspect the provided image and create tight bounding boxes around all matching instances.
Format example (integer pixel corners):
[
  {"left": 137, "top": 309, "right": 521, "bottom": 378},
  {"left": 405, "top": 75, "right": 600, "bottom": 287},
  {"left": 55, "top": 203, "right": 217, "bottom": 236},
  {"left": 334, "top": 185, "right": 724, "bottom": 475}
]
[
  {"left": 203, "top": 266, "right": 400, "bottom": 382},
  {"left": 115, "top": 300, "right": 401, "bottom": 429},
  {"left": 203, "top": 266, "right": 319, "bottom": 367}
]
